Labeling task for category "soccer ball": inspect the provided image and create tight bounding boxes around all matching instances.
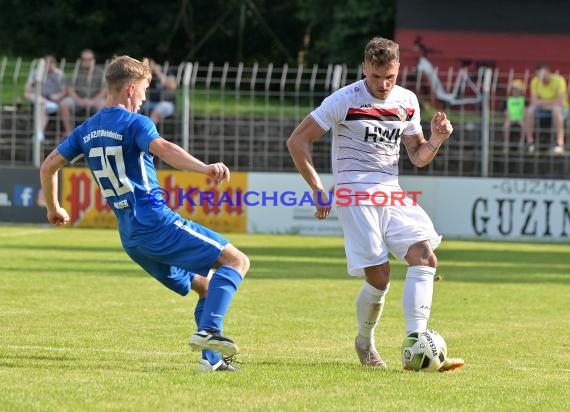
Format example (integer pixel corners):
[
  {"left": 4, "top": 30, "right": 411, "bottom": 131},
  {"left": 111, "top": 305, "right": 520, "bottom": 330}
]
[
  {"left": 402, "top": 329, "right": 447, "bottom": 372},
  {"left": 431, "top": 330, "right": 447, "bottom": 358}
]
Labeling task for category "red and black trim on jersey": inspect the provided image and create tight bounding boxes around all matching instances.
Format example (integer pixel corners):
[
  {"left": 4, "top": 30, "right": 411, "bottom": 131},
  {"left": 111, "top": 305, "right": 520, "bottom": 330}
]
[{"left": 345, "top": 106, "right": 415, "bottom": 122}]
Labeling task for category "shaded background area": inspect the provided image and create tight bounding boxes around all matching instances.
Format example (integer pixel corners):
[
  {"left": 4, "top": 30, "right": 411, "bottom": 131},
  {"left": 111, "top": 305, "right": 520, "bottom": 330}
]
[
  {"left": 396, "top": 0, "right": 570, "bottom": 72},
  {"left": 0, "top": 0, "right": 395, "bottom": 65}
]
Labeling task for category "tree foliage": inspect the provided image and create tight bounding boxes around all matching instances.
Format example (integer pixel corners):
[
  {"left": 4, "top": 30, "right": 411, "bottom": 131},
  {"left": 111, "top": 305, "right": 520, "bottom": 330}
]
[
  {"left": 0, "top": 0, "right": 395, "bottom": 65},
  {"left": 296, "top": 0, "right": 395, "bottom": 64}
]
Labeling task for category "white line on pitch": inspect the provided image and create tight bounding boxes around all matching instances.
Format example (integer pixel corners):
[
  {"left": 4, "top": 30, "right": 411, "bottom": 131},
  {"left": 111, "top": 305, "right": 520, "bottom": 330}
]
[
  {"left": 1, "top": 344, "right": 187, "bottom": 357},
  {"left": 0, "top": 228, "right": 51, "bottom": 238}
]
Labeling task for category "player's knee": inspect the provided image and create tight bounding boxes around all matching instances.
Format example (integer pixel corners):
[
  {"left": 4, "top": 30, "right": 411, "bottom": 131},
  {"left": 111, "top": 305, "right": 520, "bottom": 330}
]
[
  {"left": 191, "top": 274, "right": 209, "bottom": 298},
  {"left": 194, "top": 282, "right": 208, "bottom": 298},
  {"left": 405, "top": 241, "right": 437, "bottom": 268},
  {"left": 234, "top": 251, "right": 250, "bottom": 276},
  {"left": 426, "top": 252, "right": 438, "bottom": 269},
  {"left": 366, "top": 274, "right": 390, "bottom": 291},
  {"left": 228, "top": 251, "right": 249, "bottom": 277},
  {"left": 363, "top": 263, "right": 390, "bottom": 290},
  {"left": 219, "top": 245, "right": 250, "bottom": 277}
]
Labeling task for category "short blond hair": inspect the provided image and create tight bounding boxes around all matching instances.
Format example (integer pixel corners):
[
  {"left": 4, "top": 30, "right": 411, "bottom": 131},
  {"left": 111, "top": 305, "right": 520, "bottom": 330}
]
[
  {"left": 364, "top": 37, "right": 400, "bottom": 67},
  {"left": 105, "top": 55, "right": 151, "bottom": 93}
]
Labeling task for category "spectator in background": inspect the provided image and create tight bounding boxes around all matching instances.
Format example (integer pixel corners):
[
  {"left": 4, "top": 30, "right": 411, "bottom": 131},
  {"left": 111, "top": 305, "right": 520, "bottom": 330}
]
[
  {"left": 60, "top": 49, "right": 107, "bottom": 137},
  {"left": 141, "top": 59, "right": 177, "bottom": 126},
  {"left": 502, "top": 79, "right": 526, "bottom": 147},
  {"left": 24, "top": 55, "right": 67, "bottom": 141},
  {"left": 524, "top": 64, "right": 568, "bottom": 154}
]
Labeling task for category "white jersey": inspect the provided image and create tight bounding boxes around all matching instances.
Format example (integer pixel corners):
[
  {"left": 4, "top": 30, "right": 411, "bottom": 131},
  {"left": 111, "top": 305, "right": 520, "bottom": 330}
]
[{"left": 310, "top": 80, "right": 422, "bottom": 202}]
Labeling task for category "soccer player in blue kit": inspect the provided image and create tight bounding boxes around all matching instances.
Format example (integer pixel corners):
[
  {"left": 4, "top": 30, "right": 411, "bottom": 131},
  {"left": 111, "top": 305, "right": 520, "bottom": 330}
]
[{"left": 40, "top": 55, "right": 248, "bottom": 372}]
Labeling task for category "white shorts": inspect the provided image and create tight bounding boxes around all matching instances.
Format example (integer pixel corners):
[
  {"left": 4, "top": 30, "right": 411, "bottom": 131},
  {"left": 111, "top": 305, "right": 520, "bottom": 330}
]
[
  {"left": 335, "top": 197, "right": 441, "bottom": 277},
  {"left": 45, "top": 100, "right": 59, "bottom": 114},
  {"left": 141, "top": 101, "right": 175, "bottom": 118}
]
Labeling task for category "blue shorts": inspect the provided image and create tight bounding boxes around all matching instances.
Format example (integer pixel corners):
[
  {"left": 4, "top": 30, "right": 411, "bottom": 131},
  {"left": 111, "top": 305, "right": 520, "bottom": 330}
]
[
  {"left": 535, "top": 107, "right": 569, "bottom": 119},
  {"left": 123, "top": 219, "right": 229, "bottom": 296}
]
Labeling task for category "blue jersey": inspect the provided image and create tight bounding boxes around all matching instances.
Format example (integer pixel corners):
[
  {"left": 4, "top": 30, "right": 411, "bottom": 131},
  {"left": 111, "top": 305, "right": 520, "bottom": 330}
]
[{"left": 58, "top": 106, "right": 178, "bottom": 245}]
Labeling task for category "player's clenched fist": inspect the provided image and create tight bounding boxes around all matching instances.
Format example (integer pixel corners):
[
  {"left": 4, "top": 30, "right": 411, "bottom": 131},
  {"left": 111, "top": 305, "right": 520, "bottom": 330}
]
[
  {"left": 47, "top": 207, "right": 70, "bottom": 226},
  {"left": 206, "top": 162, "right": 231, "bottom": 184},
  {"left": 430, "top": 112, "right": 453, "bottom": 143}
]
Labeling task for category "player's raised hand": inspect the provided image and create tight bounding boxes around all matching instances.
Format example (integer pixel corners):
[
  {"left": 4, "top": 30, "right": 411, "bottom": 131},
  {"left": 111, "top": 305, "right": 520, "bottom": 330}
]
[
  {"left": 47, "top": 207, "right": 70, "bottom": 226},
  {"left": 205, "top": 162, "right": 230, "bottom": 184},
  {"left": 430, "top": 112, "right": 453, "bottom": 143}
]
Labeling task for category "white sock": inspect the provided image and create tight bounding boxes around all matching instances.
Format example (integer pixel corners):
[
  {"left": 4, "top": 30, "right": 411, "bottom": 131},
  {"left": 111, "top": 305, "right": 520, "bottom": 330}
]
[
  {"left": 402, "top": 266, "right": 436, "bottom": 335},
  {"left": 356, "top": 282, "right": 389, "bottom": 345}
]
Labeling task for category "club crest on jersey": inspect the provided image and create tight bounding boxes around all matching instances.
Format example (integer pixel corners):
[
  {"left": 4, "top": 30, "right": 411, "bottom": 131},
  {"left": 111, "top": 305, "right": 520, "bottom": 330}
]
[{"left": 397, "top": 105, "right": 408, "bottom": 122}]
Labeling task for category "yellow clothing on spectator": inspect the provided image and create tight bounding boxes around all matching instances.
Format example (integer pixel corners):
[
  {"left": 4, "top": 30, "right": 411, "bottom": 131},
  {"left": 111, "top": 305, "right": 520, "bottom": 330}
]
[{"left": 530, "top": 74, "right": 569, "bottom": 108}]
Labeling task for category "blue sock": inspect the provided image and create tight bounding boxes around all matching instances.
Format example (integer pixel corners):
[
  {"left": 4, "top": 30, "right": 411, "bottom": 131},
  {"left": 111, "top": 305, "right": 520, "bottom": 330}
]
[
  {"left": 199, "top": 265, "right": 243, "bottom": 333},
  {"left": 194, "top": 298, "right": 221, "bottom": 365}
]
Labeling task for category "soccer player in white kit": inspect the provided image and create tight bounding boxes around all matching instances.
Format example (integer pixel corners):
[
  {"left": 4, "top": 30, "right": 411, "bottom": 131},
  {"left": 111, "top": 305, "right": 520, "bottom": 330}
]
[{"left": 287, "top": 37, "right": 464, "bottom": 371}]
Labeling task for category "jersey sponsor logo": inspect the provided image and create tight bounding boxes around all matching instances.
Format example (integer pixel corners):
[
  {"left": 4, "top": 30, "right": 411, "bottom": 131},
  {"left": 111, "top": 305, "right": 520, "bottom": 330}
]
[{"left": 363, "top": 125, "right": 404, "bottom": 144}]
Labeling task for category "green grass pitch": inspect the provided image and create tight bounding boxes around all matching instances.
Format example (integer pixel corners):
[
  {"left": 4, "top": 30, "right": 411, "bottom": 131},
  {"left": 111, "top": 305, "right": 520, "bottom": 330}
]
[{"left": 0, "top": 226, "right": 568, "bottom": 411}]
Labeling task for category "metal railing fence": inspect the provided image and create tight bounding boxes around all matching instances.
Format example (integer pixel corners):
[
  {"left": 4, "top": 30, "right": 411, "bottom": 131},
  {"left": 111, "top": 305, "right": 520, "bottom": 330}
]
[{"left": 1, "top": 57, "right": 568, "bottom": 179}]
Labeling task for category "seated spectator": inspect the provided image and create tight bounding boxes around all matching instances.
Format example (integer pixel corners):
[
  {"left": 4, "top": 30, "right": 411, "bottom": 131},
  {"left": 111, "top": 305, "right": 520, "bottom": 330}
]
[
  {"left": 502, "top": 79, "right": 526, "bottom": 145},
  {"left": 60, "top": 49, "right": 107, "bottom": 136},
  {"left": 141, "top": 59, "right": 177, "bottom": 126},
  {"left": 24, "top": 55, "right": 67, "bottom": 141},
  {"left": 524, "top": 64, "right": 568, "bottom": 154}
]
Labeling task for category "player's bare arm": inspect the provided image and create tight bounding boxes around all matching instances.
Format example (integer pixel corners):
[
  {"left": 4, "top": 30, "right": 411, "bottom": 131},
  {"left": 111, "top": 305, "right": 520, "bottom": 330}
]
[
  {"left": 39, "top": 149, "right": 70, "bottom": 226},
  {"left": 287, "top": 115, "right": 331, "bottom": 219},
  {"left": 402, "top": 112, "right": 453, "bottom": 168},
  {"left": 149, "top": 137, "right": 230, "bottom": 183}
]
